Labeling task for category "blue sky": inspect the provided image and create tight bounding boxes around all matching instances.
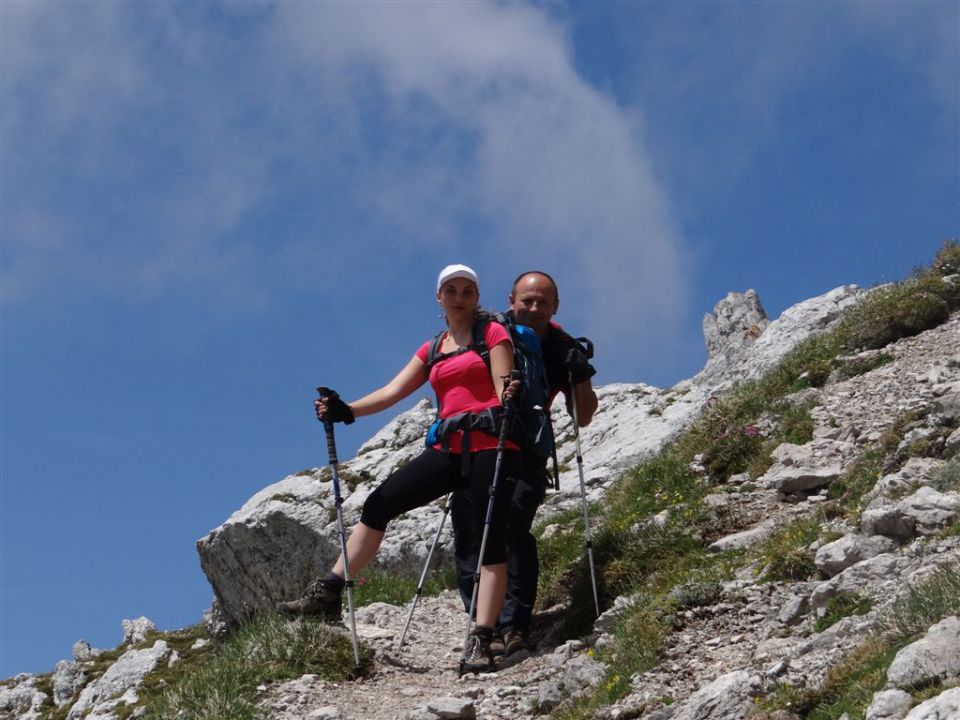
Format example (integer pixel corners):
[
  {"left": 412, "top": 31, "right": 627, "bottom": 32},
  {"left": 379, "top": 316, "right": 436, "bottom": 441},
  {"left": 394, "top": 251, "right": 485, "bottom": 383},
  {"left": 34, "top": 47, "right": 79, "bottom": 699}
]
[{"left": 2, "top": 0, "right": 957, "bottom": 676}]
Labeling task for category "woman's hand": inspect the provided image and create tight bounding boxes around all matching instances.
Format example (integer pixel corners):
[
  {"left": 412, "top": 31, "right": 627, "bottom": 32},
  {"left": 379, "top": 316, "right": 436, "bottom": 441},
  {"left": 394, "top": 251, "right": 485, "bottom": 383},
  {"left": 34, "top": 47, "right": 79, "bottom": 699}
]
[
  {"left": 502, "top": 377, "right": 521, "bottom": 403},
  {"left": 314, "top": 396, "right": 329, "bottom": 422},
  {"left": 314, "top": 389, "right": 355, "bottom": 424}
]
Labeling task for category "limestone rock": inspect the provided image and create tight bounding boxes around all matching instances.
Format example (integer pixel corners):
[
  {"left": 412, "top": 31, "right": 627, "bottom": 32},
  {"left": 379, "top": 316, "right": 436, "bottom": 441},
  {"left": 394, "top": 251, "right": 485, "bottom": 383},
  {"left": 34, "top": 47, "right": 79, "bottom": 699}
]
[
  {"left": 932, "top": 387, "right": 960, "bottom": 425},
  {"left": 810, "top": 553, "right": 910, "bottom": 609},
  {"left": 814, "top": 535, "right": 897, "bottom": 578},
  {"left": 867, "top": 458, "right": 943, "bottom": 502},
  {"left": 702, "top": 290, "right": 769, "bottom": 364},
  {"left": 903, "top": 686, "right": 960, "bottom": 720},
  {"left": 52, "top": 660, "right": 86, "bottom": 707},
  {"left": 696, "top": 285, "right": 863, "bottom": 390},
  {"left": 305, "top": 707, "right": 347, "bottom": 720},
  {"left": 766, "top": 464, "right": 843, "bottom": 493},
  {"left": 866, "top": 688, "right": 912, "bottom": 720},
  {"left": 862, "top": 487, "right": 960, "bottom": 539},
  {"left": 122, "top": 616, "right": 156, "bottom": 644},
  {"left": 66, "top": 640, "right": 169, "bottom": 720},
  {"left": 72, "top": 640, "right": 101, "bottom": 662},
  {"left": 0, "top": 674, "right": 47, "bottom": 720},
  {"left": 887, "top": 616, "right": 960, "bottom": 689},
  {"left": 709, "top": 520, "right": 781, "bottom": 552},
  {"left": 422, "top": 696, "right": 476, "bottom": 719},
  {"left": 667, "top": 670, "right": 761, "bottom": 720},
  {"left": 777, "top": 594, "right": 810, "bottom": 626}
]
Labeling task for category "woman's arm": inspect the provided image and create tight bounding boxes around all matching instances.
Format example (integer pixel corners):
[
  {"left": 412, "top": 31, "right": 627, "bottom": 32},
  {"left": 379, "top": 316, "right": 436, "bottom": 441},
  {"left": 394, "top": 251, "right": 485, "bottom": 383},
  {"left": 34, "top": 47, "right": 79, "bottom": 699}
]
[
  {"left": 488, "top": 342, "right": 516, "bottom": 402},
  {"left": 316, "top": 355, "right": 428, "bottom": 420}
]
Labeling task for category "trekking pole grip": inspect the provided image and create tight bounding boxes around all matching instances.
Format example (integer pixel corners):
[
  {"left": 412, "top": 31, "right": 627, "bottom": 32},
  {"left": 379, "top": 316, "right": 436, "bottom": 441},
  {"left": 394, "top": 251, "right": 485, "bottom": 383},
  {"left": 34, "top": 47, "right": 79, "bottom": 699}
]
[{"left": 316, "top": 387, "right": 340, "bottom": 465}]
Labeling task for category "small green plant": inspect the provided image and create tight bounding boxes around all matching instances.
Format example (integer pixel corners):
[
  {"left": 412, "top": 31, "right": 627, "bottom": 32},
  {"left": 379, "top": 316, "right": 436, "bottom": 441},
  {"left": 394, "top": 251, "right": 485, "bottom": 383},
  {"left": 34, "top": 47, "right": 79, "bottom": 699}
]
[
  {"left": 351, "top": 564, "right": 457, "bottom": 607},
  {"left": 886, "top": 563, "right": 960, "bottom": 637},
  {"left": 755, "top": 517, "right": 822, "bottom": 582},
  {"left": 834, "top": 352, "right": 894, "bottom": 381},
  {"left": 837, "top": 278, "right": 951, "bottom": 352},
  {"left": 143, "top": 615, "right": 360, "bottom": 720},
  {"left": 929, "top": 238, "right": 960, "bottom": 277},
  {"left": 828, "top": 447, "right": 885, "bottom": 512},
  {"left": 759, "top": 562, "right": 960, "bottom": 718},
  {"left": 930, "top": 457, "right": 960, "bottom": 493},
  {"left": 270, "top": 493, "right": 299, "bottom": 503},
  {"left": 813, "top": 592, "right": 874, "bottom": 632}
]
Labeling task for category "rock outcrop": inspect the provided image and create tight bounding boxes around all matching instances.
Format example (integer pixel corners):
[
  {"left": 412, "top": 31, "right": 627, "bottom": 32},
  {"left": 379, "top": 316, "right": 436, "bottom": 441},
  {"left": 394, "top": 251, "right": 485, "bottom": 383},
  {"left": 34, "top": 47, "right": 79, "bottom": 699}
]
[
  {"left": 7, "top": 282, "right": 960, "bottom": 720},
  {"left": 196, "top": 284, "right": 869, "bottom": 629}
]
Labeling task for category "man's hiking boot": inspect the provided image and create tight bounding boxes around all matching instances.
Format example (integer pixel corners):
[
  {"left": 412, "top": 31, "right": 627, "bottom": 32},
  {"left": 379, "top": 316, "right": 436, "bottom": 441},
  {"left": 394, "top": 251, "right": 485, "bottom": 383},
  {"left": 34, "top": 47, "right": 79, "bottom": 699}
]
[
  {"left": 276, "top": 578, "right": 342, "bottom": 621},
  {"left": 502, "top": 628, "right": 530, "bottom": 656},
  {"left": 460, "top": 626, "right": 496, "bottom": 675}
]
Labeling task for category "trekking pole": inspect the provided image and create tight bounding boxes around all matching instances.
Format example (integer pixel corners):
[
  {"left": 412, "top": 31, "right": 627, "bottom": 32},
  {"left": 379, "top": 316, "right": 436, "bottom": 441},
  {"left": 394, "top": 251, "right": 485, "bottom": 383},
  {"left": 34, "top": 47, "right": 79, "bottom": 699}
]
[
  {"left": 566, "top": 344, "right": 600, "bottom": 618},
  {"left": 458, "top": 372, "right": 517, "bottom": 677},
  {"left": 396, "top": 493, "right": 452, "bottom": 652},
  {"left": 317, "top": 387, "right": 362, "bottom": 677}
]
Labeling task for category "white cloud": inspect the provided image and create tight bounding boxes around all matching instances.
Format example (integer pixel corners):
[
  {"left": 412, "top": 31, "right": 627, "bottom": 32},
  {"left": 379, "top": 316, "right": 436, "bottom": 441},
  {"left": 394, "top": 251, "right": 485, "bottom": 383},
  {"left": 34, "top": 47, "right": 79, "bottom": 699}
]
[
  {"left": 266, "top": 2, "right": 688, "bottom": 376},
  {"left": 2, "top": 1, "right": 689, "bottom": 379}
]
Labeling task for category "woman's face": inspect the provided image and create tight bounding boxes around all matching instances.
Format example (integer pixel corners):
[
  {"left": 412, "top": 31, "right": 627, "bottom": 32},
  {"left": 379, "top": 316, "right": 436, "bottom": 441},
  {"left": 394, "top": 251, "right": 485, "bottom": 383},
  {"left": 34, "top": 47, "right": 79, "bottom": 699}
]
[{"left": 437, "top": 277, "right": 479, "bottom": 319}]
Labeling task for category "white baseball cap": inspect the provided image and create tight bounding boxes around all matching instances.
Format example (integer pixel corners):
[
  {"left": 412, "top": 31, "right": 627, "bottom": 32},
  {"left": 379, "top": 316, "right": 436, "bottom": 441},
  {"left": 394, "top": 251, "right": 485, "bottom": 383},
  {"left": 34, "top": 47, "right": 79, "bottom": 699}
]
[{"left": 437, "top": 264, "right": 479, "bottom": 291}]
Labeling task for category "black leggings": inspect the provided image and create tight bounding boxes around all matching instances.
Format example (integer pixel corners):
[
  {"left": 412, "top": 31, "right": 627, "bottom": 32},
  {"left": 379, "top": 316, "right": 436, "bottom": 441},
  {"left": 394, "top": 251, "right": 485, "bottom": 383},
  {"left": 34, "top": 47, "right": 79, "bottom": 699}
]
[{"left": 360, "top": 448, "right": 520, "bottom": 566}]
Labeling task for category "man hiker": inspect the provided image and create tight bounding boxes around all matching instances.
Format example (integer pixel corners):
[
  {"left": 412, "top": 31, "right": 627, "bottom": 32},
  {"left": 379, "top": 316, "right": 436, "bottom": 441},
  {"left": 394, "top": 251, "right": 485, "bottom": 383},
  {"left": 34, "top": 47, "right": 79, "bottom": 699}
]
[{"left": 451, "top": 270, "right": 598, "bottom": 656}]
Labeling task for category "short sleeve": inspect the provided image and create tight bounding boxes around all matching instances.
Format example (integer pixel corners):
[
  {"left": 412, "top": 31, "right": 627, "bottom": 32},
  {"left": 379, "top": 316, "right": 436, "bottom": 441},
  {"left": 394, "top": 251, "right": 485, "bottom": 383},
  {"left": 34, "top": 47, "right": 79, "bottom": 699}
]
[
  {"left": 415, "top": 338, "right": 433, "bottom": 364},
  {"left": 484, "top": 321, "right": 513, "bottom": 351}
]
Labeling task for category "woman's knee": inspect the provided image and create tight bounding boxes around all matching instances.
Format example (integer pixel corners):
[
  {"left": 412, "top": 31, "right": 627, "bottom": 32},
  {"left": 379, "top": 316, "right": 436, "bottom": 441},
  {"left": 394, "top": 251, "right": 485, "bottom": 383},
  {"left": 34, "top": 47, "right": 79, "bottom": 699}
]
[{"left": 359, "top": 487, "right": 390, "bottom": 531}]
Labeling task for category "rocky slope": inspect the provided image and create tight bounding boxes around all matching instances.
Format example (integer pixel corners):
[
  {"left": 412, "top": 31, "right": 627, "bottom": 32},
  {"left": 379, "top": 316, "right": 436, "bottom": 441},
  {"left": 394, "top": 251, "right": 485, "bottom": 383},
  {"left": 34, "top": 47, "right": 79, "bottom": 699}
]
[{"left": 4, "top": 282, "right": 960, "bottom": 720}]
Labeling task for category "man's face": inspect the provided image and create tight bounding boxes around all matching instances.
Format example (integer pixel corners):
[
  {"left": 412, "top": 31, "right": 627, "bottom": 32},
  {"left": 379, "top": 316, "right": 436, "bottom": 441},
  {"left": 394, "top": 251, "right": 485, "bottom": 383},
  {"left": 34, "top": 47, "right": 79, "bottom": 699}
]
[{"left": 509, "top": 274, "right": 559, "bottom": 336}]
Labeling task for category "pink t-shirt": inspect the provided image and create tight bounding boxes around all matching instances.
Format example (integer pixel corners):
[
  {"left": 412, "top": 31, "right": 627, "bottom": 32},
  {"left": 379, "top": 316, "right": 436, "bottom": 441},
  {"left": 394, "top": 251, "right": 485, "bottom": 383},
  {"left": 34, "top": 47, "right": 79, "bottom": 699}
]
[{"left": 415, "top": 322, "right": 518, "bottom": 453}]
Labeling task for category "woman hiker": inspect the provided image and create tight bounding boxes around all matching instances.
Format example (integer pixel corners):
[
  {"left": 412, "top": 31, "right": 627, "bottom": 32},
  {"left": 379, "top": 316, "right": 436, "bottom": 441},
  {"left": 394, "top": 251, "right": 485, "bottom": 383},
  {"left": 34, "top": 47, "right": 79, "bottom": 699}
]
[{"left": 276, "top": 264, "right": 520, "bottom": 673}]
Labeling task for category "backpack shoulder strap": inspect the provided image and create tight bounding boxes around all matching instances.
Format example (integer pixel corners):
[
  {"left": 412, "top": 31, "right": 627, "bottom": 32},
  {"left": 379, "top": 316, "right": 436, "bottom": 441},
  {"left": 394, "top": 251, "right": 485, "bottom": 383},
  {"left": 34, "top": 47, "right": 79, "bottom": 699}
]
[
  {"left": 425, "top": 331, "right": 447, "bottom": 370},
  {"left": 470, "top": 317, "right": 494, "bottom": 371},
  {"left": 426, "top": 331, "right": 472, "bottom": 370}
]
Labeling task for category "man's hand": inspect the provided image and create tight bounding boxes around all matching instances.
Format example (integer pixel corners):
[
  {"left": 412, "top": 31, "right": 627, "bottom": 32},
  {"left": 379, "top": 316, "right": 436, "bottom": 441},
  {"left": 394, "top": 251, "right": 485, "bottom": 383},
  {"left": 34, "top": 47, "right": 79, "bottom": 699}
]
[
  {"left": 564, "top": 344, "right": 593, "bottom": 381},
  {"left": 315, "top": 388, "right": 355, "bottom": 424}
]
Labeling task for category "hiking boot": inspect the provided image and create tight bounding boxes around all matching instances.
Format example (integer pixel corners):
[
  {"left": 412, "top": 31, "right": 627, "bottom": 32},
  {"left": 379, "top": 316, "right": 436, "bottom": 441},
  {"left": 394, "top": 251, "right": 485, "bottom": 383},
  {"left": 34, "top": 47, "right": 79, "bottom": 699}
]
[
  {"left": 489, "top": 634, "right": 506, "bottom": 657},
  {"left": 460, "top": 626, "right": 496, "bottom": 675},
  {"left": 502, "top": 628, "right": 530, "bottom": 656},
  {"left": 276, "top": 578, "right": 342, "bottom": 621}
]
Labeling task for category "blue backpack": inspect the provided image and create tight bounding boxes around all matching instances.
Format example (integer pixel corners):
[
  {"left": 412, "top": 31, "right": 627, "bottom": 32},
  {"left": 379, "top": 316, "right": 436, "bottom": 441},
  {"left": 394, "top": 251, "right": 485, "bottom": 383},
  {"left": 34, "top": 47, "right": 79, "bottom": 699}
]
[{"left": 424, "top": 312, "right": 556, "bottom": 472}]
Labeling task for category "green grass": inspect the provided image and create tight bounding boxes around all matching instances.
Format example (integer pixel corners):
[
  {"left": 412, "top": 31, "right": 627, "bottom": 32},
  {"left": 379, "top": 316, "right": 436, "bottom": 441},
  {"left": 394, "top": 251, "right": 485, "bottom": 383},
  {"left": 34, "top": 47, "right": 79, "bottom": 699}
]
[
  {"left": 143, "top": 615, "right": 361, "bottom": 720},
  {"left": 754, "top": 515, "right": 823, "bottom": 582},
  {"left": 827, "top": 447, "right": 885, "bottom": 513},
  {"left": 759, "top": 563, "right": 960, "bottom": 719},
  {"left": 351, "top": 563, "right": 458, "bottom": 607},
  {"left": 812, "top": 592, "right": 874, "bottom": 633},
  {"left": 930, "top": 457, "right": 960, "bottom": 493}
]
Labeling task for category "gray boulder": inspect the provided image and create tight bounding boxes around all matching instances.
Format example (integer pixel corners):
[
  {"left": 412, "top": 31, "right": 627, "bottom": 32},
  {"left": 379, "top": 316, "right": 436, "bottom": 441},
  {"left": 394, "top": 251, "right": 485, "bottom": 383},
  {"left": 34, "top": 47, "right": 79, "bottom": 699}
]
[
  {"left": 767, "top": 464, "right": 843, "bottom": 493},
  {"left": 702, "top": 289, "right": 769, "bottom": 367},
  {"left": 409, "top": 696, "right": 476, "bottom": 720},
  {"left": 810, "top": 553, "right": 905, "bottom": 609},
  {"left": 903, "top": 686, "right": 960, "bottom": 720},
  {"left": 71, "top": 640, "right": 102, "bottom": 661},
  {"left": 52, "top": 660, "right": 86, "bottom": 707},
  {"left": 866, "top": 688, "right": 912, "bottom": 720},
  {"left": 867, "top": 458, "right": 944, "bottom": 502},
  {"left": 931, "top": 387, "right": 960, "bottom": 425},
  {"left": 66, "top": 640, "right": 170, "bottom": 720},
  {"left": 197, "top": 400, "right": 445, "bottom": 626},
  {"left": 815, "top": 535, "right": 897, "bottom": 578},
  {"left": 122, "top": 616, "right": 156, "bottom": 644},
  {"left": 862, "top": 487, "right": 960, "bottom": 539},
  {"left": 668, "top": 670, "right": 761, "bottom": 720},
  {"left": 696, "top": 285, "right": 863, "bottom": 390},
  {"left": 887, "top": 616, "right": 960, "bottom": 689},
  {"left": 0, "top": 674, "right": 47, "bottom": 720}
]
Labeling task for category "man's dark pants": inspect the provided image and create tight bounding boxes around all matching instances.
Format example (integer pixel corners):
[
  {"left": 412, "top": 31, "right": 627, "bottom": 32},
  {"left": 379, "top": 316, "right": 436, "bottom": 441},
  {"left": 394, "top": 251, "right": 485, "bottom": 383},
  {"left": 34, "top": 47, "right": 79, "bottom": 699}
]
[{"left": 451, "top": 455, "right": 548, "bottom": 632}]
